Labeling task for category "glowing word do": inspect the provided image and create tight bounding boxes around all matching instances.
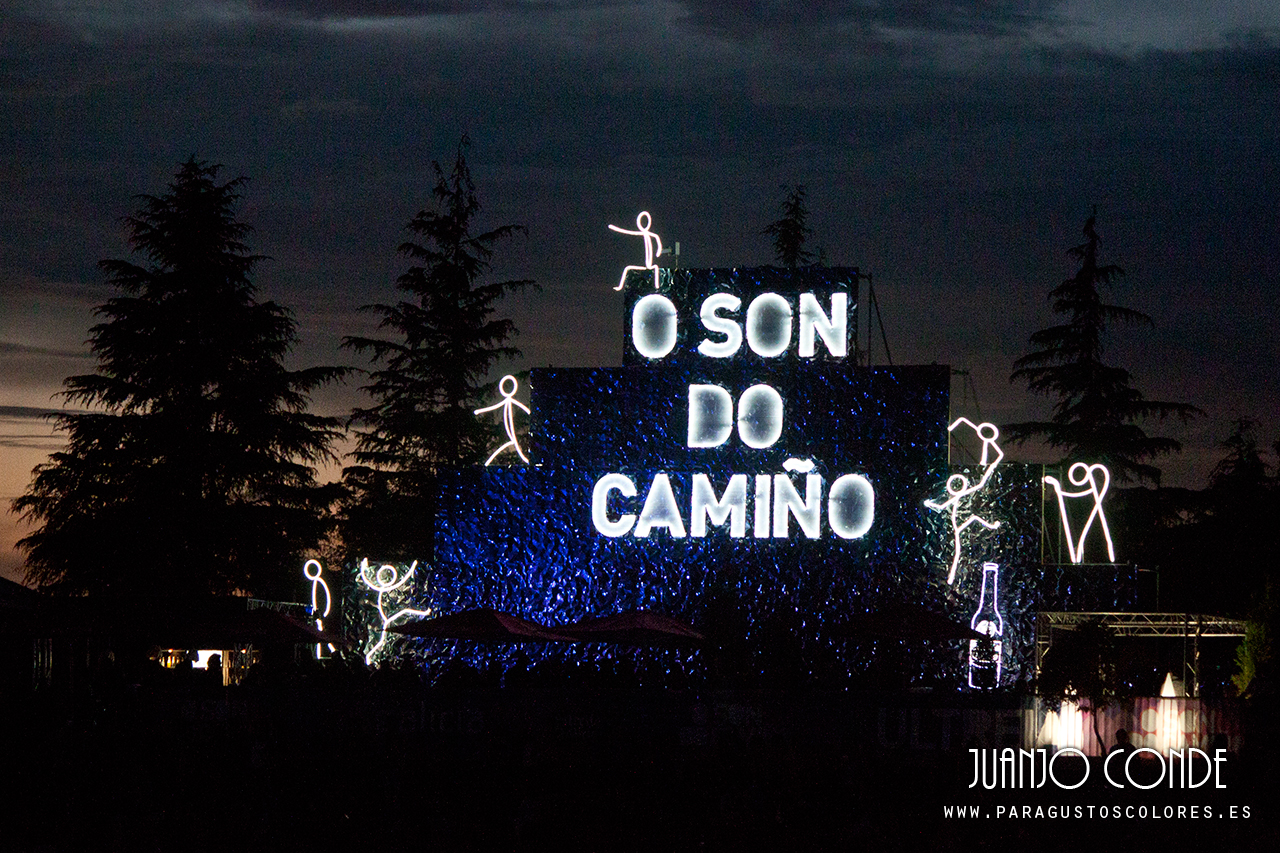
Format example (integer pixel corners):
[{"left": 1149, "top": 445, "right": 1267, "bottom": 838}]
[
  {"left": 632, "top": 291, "right": 848, "bottom": 361},
  {"left": 1044, "top": 462, "right": 1115, "bottom": 564},
  {"left": 591, "top": 461, "right": 874, "bottom": 540},
  {"left": 688, "top": 384, "right": 783, "bottom": 449}
]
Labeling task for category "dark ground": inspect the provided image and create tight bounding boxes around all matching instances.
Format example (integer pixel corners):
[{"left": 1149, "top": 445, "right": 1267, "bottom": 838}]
[{"left": 3, "top": 671, "right": 1277, "bottom": 853}]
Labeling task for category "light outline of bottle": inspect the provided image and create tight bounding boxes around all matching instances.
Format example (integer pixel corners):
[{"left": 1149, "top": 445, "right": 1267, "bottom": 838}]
[{"left": 968, "top": 561, "right": 1004, "bottom": 690}]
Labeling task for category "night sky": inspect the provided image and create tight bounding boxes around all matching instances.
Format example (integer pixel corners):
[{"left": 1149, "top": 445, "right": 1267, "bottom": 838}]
[{"left": 2, "top": 2, "right": 1278, "bottom": 584}]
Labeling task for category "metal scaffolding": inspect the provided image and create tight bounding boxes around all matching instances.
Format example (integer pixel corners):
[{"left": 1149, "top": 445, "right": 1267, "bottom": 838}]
[{"left": 1035, "top": 611, "right": 1247, "bottom": 698}]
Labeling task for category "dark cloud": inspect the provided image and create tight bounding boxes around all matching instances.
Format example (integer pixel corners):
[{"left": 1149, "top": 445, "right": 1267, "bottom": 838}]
[{"left": 0, "top": 342, "right": 90, "bottom": 359}]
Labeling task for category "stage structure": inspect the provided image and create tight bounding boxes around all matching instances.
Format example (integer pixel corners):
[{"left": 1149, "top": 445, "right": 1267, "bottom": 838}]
[{"left": 341, "top": 249, "right": 1137, "bottom": 687}]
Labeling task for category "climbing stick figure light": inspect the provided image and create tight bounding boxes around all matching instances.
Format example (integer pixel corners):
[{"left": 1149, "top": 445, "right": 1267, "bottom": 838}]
[
  {"left": 924, "top": 418, "right": 1004, "bottom": 584},
  {"left": 474, "top": 374, "right": 530, "bottom": 465},
  {"left": 1044, "top": 462, "right": 1115, "bottom": 564},
  {"left": 609, "top": 210, "right": 664, "bottom": 291}
]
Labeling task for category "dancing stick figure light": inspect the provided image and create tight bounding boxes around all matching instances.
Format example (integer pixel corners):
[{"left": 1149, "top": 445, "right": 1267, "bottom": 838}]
[
  {"left": 474, "top": 374, "right": 530, "bottom": 465},
  {"left": 924, "top": 418, "right": 1004, "bottom": 584},
  {"left": 1044, "top": 462, "right": 1116, "bottom": 564},
  {"left": 609, "top": 210, "right": 663, "bottom": 291},
  {"left": 358, "top": 558, "right": 431, "bottom": 666}
]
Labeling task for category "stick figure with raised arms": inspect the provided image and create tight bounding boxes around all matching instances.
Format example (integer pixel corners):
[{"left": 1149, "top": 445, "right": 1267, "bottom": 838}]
[
  {"left": 925, "top": 418, "right": 1005, "bottom": 584},
  {"left": 474, "top": 374, "right": 530, "bottom": 465},
  {"left": 608, "top": 210, "right": 663, "bottom": 291}
]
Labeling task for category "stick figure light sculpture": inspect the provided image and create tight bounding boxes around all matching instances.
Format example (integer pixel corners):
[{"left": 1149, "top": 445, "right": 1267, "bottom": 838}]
[
  {"left": 474, "top": 374, "right": 530, "bottom": 465},
  {"left": 924, "top": 418, "right": 1004, "bottom": 584},
  {"left": 1044, "top": 462, "right": 1115, "bottom": 564},
  {"left": 358, "top": 558, "right": 431, "bottom": 666},
  {"left": 608, "top": 210, "right": 664, "bottom": 291}
]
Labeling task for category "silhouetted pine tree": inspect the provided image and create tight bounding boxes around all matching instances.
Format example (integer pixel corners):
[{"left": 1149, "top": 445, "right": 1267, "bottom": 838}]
[
  {"left": 1007, "top": 210, "right": 1198, "bottom": 485},
  {"left": 763, "top": 185, "right": 814, "bottom": 267},
  {"left": 341, "top": 136, "right": 532, "bottom": 561},
  {"left": 13, "top": 159, "right": 347, "bottom": 599}
]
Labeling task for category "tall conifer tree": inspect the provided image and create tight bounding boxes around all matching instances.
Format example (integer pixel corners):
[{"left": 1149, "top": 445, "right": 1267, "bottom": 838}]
[
  {"left": 341, "top": 136, "right": 532, "bottom": 561},
  {"left": 1007, "top": 211, "right": 1198, "bottom": 485},
  {"left": 13, "top": 159, "right": 347, "bottom": 599}
]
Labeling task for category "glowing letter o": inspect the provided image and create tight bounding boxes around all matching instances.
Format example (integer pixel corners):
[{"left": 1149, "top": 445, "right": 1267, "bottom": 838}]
[
  {"left": 592, "top": 473, "right": 637, "bottom": 537},
  {"left": 631, "top": 293, "right": 678, "bottom": 359},
  {"left": 828, "top": 474, "right": 875, "bottom": 539},
  {"left": 736, "top": 384, "right": 784, "bottom": 449},
  {"left": 745, "top": 292, "right": 792, "bottom": 357}
]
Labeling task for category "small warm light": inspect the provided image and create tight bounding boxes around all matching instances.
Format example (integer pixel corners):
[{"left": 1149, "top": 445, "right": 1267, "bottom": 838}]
[{"left": 1160, "top": 672, "right": 1182, "bottom": 698}]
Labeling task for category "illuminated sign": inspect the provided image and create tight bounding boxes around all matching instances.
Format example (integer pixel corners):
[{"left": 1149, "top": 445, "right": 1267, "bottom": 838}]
[
  {"left": 609, "top": 211, "right": 663, "bottom": 291},
  {"left": 474, "top": 374, "right": 531, "bottom": 465},
  {"left": 925, "top": 418, "right": 1004, "bottom": 584},
  {"left": 1044, "top": 462, "right": 1115, "bottom": 563},
  {"left": 358, "top": 558, "right": 431, "bottom": 666}
]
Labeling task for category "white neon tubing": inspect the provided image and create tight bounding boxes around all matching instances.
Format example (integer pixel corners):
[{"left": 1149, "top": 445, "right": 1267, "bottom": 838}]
[
  {"left": 753, "top": 475, "right": 771, "bottom": 538},
  {"left": 304, "top": 559, "right": 333, "bottom": 657},
  {"left": 773, "top": 472, "right": 822, "bottom": 539},
  {"left": 697, "top": 293, "right": 742, "bottom": 358},
  {"left": 687, "top": 384, "right": 734, "bottom": 448},
  {"left": 924, "top": 417, "right": 1006, "bottom": 584},
  {"left": 798, "top": 292, "right": 847, "bottom": 358},
  {"left": 736, "top": 384, "right": 784, "bottom": 448},
  {"left": 592, "top": 474, "right": 637, "bottom": 537},
  {"left": 634, "top": 473, "right": 686, "bottom": 538},
  {"left": 745, "top": 292, "right": 792, "bottom": 357},
  {"left": 358, "top": 558, "right": 431, "bottom": 666},
  {"left": 828, "top": 473, "right": 874, "bottom": 539},
  {"left": 690, "top": 473, "right": 747, "bottom": 538},
  {"left": 474, "top": 374, "right": 531, "bottom": 465},
  {"left": 1044, "top": 462, "right": 1116, "bottom": 564},
  {"left": 631, "top": 293, "right": 678, "bottom": 359},
  {"left": 609, "top": 211, "right": 663, "bottom": 291}
]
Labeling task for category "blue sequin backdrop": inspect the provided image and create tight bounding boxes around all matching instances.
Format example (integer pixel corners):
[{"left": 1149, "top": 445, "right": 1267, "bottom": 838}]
[{"left": 392, "top": 268, "right": 1134, "bottom": 688}]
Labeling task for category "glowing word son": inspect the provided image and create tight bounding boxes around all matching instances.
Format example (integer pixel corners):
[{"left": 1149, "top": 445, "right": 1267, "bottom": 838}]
[
  {"left": 609, "top": 211, "right": 663, "bottom": 291},
  {"left": 474, "top": 374, "right": 530, "bottom": 465},
  {"left": 592, "top": 460, "right": 874, "bottom": 540},
  {"left": 358, "top": 558, "right": 431, "bottom": 666},
  {"left": 925, "top": 418, "right": 1003, "bottom": 584},
  {"left": 302, "top": 559, "right": 335, "bottom": 657},
  {"left": 1044, "top": 462, "right": 1115, "bottom": 564},
  {"left": 631, "top": 290, "right": 848, "bottom": 361},
  {"left": 968, "top": 562, "right": 1004, "bottom": 689}
]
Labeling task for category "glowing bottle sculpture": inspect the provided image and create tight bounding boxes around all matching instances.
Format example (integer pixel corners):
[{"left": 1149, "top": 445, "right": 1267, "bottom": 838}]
[{"left": 968, "top": 562, "right": 1004, "bottom": 689}]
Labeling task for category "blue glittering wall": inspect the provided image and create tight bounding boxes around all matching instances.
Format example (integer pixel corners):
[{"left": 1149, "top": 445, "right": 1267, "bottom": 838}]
[{"left": 410, "top": 268, "right": 1132, "bottom": 688}]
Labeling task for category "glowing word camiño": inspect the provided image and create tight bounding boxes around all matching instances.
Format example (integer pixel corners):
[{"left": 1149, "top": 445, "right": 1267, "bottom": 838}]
[
  {"left": 1044, "top": 462, "right": 1115, "bottom": 564},
  {"left": 591, "top": 461, "right": 874, "bottom": 540}
]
